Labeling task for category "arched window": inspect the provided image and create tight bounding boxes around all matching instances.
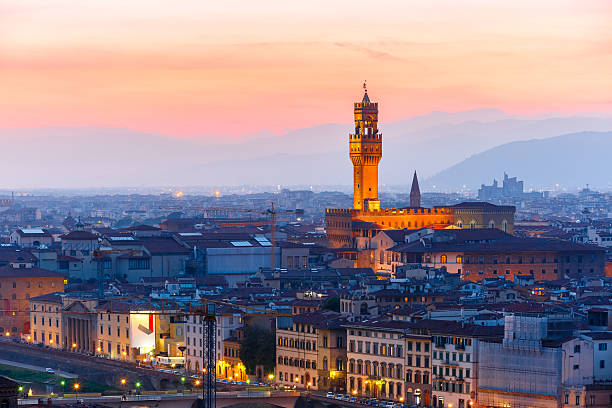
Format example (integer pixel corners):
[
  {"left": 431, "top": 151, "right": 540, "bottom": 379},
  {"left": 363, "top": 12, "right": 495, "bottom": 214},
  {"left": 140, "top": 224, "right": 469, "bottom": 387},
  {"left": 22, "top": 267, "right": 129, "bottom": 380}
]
[
  {"left": 457, "top": 220, "right": 463, "bottom": 228},
  {"left": 502, "top": 220, "right": 508, "bottom": 232},
  {"left": 489, "top": 220, "right": 495, "bottom": 228},
  {"left": 469, "top": 220, "right": 476, "bottom": 229},
  {"left": 440, "top": 255, "right": 447, "bottom": 263},
  {"left": 456, "top": 255, "right": 463, "bottom": 264}
]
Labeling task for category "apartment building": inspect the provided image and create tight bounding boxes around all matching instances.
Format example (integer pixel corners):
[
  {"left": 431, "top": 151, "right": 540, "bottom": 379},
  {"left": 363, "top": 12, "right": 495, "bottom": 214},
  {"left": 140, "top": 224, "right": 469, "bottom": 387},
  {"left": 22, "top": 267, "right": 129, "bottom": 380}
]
[
  {"left": 560, "top": 332, "right": 612, "bottom": 408},
  {"left": 0, "top": 262, "right": 66, "bottom": 336},
  {"left": 29, "top": 293, "right": 63, "bottom": 348},
  {"left": 405, "top": 320, "right": 502, "bottom": 408},
  {"left": 346, "top": 319, "right": 411, "bottom": 402},
  {"left": 184, "top": 305, "right": 244, "bottom": 378},
  {"left": 315, "top": 312, "right": 347, "bottom": 392},
  {"left": 404, "top": 333, "right": 432, "bottom": 406},
  {"left": 276, "top": 312, "right": 321, "bottom": 389}
]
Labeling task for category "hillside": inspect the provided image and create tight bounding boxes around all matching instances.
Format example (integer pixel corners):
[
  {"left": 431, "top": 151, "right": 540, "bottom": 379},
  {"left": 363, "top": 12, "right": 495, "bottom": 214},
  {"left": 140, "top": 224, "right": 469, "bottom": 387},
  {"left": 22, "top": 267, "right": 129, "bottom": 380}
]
[{"left": 425, "top": 131, "right": 612, "bottom": 191}]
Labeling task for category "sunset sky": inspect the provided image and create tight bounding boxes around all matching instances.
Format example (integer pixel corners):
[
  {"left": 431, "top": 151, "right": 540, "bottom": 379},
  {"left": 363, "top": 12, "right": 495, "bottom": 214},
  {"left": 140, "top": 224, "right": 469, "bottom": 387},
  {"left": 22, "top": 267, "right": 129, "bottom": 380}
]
[{"left": 1, "top": 0, "right": 611, "bottom": 139}]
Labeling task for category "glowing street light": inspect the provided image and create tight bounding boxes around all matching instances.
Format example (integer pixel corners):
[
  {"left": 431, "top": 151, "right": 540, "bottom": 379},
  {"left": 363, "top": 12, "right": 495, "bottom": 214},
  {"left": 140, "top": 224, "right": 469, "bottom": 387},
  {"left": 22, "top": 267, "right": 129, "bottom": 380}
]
[
  {"left": 294, "top": 376, "right": 299, "bottom": 383},
  {"left": 73, "top": 383, "right": 80, "bottom": 390},
  {"left": 72, "top": 343, "right": 77, "bottom": 349},
  {"left": 120, "top": 378, "right": 126, "bottom": 386},
  {"left": 195, "top": 380, "right": 201, "bottom": 386},
  {"left": 268, "top": 374, "right": 275, "bottom": 381},
  {"left": 4, "top": 332, "right": 10, "bottom": 337}
]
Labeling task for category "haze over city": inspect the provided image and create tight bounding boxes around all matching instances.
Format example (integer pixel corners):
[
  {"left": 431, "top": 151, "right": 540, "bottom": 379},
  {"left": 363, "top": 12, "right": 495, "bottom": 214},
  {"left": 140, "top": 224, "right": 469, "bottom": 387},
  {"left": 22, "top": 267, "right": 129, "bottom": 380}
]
[{"left": 1, "top": 1, "right": 612, "bottom": 190}]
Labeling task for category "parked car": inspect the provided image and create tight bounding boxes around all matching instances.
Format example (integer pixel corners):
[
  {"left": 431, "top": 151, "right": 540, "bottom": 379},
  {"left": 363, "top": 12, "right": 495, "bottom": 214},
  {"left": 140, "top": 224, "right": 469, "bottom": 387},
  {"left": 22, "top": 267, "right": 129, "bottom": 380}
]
[
  {"left": 343, "top": 395, "right": 351, "bottom": 401},
  {"left": 45, "top": 368, "right": 55, "bottom": 373},
  {"left": 349, "top": 396, "right": 357, "bottom": 403},
  {"left": 335, "top": 393, "right": 344, "bottom": 400},
  {"left": 326, "top": 392, "right": 334, "bottom": 398}
]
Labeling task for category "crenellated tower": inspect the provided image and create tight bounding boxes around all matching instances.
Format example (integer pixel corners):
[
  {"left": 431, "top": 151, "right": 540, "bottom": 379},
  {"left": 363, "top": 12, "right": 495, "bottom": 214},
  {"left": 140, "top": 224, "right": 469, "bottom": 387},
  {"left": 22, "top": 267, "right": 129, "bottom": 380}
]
[{"left": 349, "top": 83, "right": 382, "bottom": 210}]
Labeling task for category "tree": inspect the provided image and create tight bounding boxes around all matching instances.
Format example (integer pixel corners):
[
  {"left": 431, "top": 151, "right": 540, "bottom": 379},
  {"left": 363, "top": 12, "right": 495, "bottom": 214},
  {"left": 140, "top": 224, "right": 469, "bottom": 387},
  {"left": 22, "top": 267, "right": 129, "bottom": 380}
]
[
  {"left": 321, "top": 296, "right": 340, "bottom": 312},
  {"left": 238, "top": 325, "right": 275, "bottom": 375}
]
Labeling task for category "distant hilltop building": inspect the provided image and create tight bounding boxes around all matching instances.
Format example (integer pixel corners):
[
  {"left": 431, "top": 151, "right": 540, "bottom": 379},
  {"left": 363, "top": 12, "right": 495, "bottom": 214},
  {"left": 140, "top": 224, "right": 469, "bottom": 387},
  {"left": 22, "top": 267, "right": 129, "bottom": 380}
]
[
  {"left": 478, "top": 173, "right": 546, "bottom": 201},
  {"left": 325, "top": 86, "right": 515, "bottom": 248}
]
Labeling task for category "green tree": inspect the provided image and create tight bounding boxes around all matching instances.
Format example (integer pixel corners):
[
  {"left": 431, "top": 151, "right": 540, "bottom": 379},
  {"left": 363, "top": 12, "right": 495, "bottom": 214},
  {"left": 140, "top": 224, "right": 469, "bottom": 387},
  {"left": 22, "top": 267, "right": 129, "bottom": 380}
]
[
  {"left": 321, "top": 296, "right": 340, "bottom": 312},
  {"left": 238, "top": 325, "right": 275, "bottom": 375}
]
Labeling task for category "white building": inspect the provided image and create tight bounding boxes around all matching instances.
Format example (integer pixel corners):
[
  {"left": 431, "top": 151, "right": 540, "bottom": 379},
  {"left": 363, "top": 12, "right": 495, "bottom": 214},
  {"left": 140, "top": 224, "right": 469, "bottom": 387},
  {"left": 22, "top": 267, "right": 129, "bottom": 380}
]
[
  {"left": 346, "top": 319, "right": 410, "bottom": 402},
  {"left": 184, "top": 305, "right": 243, "bottom": 377}
]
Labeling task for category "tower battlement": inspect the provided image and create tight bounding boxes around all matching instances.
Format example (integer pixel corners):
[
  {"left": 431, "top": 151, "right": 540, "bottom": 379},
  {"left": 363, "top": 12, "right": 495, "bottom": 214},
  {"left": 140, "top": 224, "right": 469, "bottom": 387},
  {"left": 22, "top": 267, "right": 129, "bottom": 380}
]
[{"left": 350, "top": 89, "right": 382, "bottom": 211}]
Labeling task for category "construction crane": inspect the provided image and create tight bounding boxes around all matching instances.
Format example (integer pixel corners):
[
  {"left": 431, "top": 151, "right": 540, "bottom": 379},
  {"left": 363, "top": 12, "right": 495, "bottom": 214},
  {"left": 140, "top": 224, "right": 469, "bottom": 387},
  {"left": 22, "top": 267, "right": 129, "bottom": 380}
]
[{"left": 3, "top": 296, "right": 291, "bottom": 408}]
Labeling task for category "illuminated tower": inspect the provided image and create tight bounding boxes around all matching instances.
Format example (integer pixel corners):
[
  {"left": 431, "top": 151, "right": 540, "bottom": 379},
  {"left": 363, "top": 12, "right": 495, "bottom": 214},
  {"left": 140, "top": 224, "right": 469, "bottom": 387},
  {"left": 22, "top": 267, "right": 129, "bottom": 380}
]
[{"left": 349, "top": 82, "right": 382, "bottom": 210}]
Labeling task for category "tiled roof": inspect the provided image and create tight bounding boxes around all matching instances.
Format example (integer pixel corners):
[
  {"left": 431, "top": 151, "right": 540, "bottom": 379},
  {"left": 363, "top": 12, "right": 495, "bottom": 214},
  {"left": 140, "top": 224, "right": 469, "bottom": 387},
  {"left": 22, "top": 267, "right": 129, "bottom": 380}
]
[
  {"left": 0, "top": 265, "right": 66, "bottom": 278},
  {"left": 61, "top": 231, "right": 98, "bottom": 240}
]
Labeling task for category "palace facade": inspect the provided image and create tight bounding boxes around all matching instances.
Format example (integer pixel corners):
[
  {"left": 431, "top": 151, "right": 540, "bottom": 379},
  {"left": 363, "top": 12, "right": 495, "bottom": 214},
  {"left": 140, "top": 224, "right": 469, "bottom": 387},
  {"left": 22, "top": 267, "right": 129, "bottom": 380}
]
[{"left": 325, "top": 88, "right": 514, "bottom": 248}]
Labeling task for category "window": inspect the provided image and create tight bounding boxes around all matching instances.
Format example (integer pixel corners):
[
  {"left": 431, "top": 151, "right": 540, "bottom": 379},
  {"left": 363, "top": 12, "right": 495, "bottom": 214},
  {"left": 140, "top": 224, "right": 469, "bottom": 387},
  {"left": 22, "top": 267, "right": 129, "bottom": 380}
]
[
  {"left": 600, "top": 360, "right": 605, "bottom": 369},
  {"left": 440, "top": 255, "right": 447, "bottom": 263},
  {"left": 128, "top": 258, "right": 150, "bottom": 270},
  {"left": 575, "top": 395, "right": 580, "bottom": 406},
  {"left": 598, "top": 343, "right": 607, "bottom": 351},
  {"left": 574, "top": 345, "right": 581, "bottom": 353}
]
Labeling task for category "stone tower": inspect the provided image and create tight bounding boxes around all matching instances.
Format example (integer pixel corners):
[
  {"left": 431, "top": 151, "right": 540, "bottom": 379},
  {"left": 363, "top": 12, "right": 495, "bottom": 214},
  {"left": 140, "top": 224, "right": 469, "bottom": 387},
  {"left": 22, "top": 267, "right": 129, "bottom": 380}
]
[
  {"left": 349, "top": 84, "right": 382, "bottom": 210},
  {"left": 410, "top": 171, "right": 421, "bottom": 208}
]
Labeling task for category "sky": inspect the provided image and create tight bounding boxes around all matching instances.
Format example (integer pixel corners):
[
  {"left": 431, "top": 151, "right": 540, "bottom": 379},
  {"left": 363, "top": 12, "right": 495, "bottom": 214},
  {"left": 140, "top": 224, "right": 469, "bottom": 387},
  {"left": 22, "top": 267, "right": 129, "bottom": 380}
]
[{"left": 1, "top": 0, "right": 611, "bottom": 139}]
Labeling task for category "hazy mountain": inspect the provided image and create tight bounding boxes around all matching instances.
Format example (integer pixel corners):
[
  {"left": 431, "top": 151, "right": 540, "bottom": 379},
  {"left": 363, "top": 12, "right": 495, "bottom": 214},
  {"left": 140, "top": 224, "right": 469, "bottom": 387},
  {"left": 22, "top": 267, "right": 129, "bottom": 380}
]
[
  {"left": 425, "top": 131, "right": 612, "bottom": 191},
  {"left": 1, "top": 110, "right": 612, "bottom": 188}
]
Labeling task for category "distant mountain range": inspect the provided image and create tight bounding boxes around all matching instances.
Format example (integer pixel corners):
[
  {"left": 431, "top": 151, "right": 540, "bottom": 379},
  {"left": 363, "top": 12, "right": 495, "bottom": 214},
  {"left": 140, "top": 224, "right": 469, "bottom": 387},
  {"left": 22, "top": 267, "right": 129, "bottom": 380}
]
[
  {"left": 1, "top": 109, "right": 612, "bottom": 189},
  {"left": 425, "top": 131, "right": 612, "bottom": 191}
]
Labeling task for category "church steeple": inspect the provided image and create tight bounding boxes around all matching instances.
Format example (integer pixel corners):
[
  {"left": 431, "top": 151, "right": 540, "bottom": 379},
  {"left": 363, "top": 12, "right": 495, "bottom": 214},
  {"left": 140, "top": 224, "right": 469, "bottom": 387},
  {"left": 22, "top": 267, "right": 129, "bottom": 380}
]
[{"left": 410, "top": 171, "right": 421, "bottom": 208}]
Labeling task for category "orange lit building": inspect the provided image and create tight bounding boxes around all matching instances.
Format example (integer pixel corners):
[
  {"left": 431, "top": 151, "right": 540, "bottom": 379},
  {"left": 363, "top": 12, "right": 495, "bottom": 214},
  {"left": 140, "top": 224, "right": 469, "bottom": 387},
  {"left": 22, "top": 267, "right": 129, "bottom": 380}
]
[
  {"left": 326, "top": 87, "right": 515, "bottom": 248},
  {"left": 0, "top": 262, "right": 66, "bottom": 337}
]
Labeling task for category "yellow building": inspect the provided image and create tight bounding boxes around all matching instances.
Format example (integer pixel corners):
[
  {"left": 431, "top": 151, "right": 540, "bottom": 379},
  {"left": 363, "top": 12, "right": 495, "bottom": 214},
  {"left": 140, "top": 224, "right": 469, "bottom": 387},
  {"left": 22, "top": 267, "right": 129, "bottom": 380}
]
[
  {"left": 29, "top": 293, "right": 64, "bottom": 348},
  {"left": 95, "top": 301, "right": 160, "bottom": 361},
  {"left": 326, "top": 87, "right": 515, "bottom": 249}
]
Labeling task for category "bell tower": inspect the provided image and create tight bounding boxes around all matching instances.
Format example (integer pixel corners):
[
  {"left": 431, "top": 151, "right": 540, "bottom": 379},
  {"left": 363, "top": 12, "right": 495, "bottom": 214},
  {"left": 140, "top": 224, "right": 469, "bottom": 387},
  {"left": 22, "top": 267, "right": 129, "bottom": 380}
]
[{"left": 349, "top": 82, "right": 382, "bottom": 210}]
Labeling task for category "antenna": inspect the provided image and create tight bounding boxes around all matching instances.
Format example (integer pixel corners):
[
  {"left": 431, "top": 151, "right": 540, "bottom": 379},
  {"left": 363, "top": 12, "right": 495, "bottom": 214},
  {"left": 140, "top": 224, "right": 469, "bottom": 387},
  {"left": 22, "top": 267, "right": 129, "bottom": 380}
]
[{"left": 363, "top": 80, "right": 367, "bottom": 93}]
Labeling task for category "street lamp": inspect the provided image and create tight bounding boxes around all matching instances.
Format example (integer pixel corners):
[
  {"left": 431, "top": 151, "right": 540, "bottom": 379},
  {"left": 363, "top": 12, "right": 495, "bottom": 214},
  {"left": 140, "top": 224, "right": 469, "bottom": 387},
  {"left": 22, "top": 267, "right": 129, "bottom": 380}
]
[
  {"left": 135, "top": 382, "right": 141, "bottom": 395},
  {"left": 268, "top": 373, "right": 274, "bottom": 382},
  {"left": 73, "top": 383, "right": 80, "bottom": 400}
]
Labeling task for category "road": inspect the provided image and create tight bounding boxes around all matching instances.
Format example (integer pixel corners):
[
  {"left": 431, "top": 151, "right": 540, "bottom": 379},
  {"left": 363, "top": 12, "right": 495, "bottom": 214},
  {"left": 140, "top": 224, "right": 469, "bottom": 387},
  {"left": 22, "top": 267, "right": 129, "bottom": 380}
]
[{"left": 0, "top": 358, "right": 78, "bottom": 378}]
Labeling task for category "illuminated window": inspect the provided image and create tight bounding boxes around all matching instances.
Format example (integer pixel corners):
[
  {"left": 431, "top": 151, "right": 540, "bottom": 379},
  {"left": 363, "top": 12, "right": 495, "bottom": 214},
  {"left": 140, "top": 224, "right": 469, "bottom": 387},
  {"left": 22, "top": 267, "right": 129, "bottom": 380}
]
[{"left": 440, "top": 255, "right": 447, "bottom": 263}]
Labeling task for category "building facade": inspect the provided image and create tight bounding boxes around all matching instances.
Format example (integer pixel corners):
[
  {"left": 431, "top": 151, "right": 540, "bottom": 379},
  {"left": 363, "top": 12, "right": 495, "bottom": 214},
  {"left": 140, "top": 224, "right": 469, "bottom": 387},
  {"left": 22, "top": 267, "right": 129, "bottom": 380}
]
[{"left": 325, "top": 90, "right": 515, "bottom": 249}]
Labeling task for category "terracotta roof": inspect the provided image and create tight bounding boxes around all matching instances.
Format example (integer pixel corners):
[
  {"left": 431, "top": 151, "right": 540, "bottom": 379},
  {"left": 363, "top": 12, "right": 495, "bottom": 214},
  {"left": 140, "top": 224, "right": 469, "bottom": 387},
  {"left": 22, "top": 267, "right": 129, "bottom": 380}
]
[
  {"left": 0, "top": 265, "right": 66, "bottom": 278},
  {"left": 61, "top": 230, "right": 98, "bottom": 240},
  {"left": 140, "top": 236, "right": 191, "bottom": 255}
]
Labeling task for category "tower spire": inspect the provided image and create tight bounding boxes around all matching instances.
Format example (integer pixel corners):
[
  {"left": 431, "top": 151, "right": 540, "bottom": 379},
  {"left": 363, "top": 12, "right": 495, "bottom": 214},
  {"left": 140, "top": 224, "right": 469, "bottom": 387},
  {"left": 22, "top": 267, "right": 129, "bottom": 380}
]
[
  {"left": 410, "top": 171, "right": 421, "bottom": 208},
  {"left": 349, "top": 85, "right": 381, "bottom": 210}
]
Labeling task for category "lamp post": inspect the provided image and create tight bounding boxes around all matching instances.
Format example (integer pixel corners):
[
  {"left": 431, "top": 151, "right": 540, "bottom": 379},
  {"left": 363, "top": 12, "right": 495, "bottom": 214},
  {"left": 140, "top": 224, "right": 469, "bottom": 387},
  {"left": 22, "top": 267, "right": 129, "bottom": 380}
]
[
  {"left": 73, "top": 383, "right": 80, "bottom": 400},
  {"left": 60, "top": 380, "right": 65, "bottom": 397},
  {"left": 135, "top": 382, "right": 141, "bottom": 395}
]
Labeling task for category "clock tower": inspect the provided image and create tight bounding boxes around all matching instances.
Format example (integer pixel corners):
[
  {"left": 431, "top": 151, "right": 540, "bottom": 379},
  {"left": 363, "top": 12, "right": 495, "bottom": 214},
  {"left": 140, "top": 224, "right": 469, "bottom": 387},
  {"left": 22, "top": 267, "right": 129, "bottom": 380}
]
[{"left": 349, "top": 83, "right": 382, "bottom": 210}]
